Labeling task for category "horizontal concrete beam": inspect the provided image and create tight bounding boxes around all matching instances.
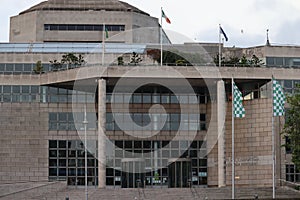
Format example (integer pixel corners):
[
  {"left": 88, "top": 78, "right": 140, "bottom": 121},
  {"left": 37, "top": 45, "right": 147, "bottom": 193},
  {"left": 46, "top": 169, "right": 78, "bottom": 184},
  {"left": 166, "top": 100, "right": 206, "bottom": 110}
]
[{"left": 0, "top": 66, "right": 299, "bottom": 86}]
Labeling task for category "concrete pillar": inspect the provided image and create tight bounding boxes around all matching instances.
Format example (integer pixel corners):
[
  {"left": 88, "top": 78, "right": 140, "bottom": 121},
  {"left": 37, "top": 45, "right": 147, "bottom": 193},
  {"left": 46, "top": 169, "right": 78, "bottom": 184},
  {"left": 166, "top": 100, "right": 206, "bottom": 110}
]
[
  {"left": 98, "top": 79, "right": 106, "bottom": 188},
  {"left": 217, "top": 80, "right": 226, "bottom": 187}
]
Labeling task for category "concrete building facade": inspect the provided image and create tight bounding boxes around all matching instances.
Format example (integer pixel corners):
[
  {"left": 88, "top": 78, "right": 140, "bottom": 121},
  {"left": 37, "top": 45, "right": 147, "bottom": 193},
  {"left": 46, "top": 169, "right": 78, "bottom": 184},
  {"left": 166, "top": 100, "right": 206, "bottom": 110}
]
[{"left": 10, "top": 0, "right": 162, "bottom": 43}]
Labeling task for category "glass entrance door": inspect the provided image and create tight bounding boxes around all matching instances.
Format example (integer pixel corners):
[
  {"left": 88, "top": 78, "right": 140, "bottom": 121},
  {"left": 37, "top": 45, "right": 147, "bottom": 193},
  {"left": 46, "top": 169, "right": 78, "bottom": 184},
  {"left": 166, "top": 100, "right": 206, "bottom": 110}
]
[
  {"left": 121, "top": 158, "right": 145, "bottom": 188},
  {"left": 168, "top": 158, "right": 191, "bottom": 188}
]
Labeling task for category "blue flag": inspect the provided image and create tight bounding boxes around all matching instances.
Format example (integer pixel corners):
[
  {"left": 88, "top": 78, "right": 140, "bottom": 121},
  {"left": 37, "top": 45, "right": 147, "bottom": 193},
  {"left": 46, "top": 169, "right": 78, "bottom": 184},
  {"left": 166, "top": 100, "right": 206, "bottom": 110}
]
[{"left": 220, "top": 26, "right": 228, "bottom": 41}]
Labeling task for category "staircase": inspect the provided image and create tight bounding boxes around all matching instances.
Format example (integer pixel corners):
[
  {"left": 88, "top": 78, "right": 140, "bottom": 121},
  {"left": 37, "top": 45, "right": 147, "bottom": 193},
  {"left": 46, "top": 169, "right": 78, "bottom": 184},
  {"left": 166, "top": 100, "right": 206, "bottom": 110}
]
[{"left": 21, "top": 186, "right": 299, "bottom": 200}]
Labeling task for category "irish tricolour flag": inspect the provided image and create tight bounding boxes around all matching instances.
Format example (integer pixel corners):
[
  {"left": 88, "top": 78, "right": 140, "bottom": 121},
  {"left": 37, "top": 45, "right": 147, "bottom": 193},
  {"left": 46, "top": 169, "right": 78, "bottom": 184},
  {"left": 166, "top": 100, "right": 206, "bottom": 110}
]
[{"left": 162, "top": 9, "right": 171, "bottom": 24}]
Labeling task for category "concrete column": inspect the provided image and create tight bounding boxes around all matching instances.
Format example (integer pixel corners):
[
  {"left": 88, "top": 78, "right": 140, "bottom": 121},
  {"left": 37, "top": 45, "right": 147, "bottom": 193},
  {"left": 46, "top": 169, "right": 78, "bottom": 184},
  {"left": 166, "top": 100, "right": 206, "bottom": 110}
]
[
  {"left": 98, "top": 79, "right": 106, "bottom": 188},
  {"left": 217, "top": 80, "right": 226, "bottom": 187}
]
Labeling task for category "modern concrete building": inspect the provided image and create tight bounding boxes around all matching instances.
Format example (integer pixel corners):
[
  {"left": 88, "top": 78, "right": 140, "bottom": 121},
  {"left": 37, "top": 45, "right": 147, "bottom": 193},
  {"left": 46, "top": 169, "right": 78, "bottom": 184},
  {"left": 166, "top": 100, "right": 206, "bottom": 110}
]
[
  {"left": 0, "top": 0, "right": 300, "bottom": 191},
  {"left": 9, "top": 0, "right": 166, "bottom": 44}
]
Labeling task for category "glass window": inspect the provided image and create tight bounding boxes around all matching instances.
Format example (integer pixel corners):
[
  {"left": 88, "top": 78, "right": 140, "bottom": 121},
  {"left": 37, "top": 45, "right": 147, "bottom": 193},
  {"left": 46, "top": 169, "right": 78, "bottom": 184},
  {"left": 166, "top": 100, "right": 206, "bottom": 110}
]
[
  {"left": 143, "top": 94, "right": 151, "bottom": 103},
  {"left": 114, "top": 94, "right": 123, "bottom": 103},
  {"left": 275, "top": 57, "right": 284, "bottom": 66},
  {"left": 266, "top": 57, "right": 275, "bottom": 65},
  {"left": 77, "top": 25, "right": 84, "bottom": 31},
  {"left": 179, "top": 95, "right": 189, "bottom": 104},
  {"left": 31, "top": 86, "right": 39, "bottom": 94},
  {"left": 49, "top": 168, "right": 57, "bottom": 176},
  {"left": 152, "top": 94, "right": 160, "bottom": 103},
  {"left": 106, "top": 93, "right": 112, "bottom": 103},
  {"left": 124, "top": 141, "right": 132, "bottom": 148},
  {"left": 3, "top": 85, "right": 11, "bottom": 93},
  {"left": 14, "top": 64, "right": 23, "bottom": 72},
  {"left": 94, "top": 25, "right": 101, "bottom": 31},
  {"left": 49, "top": 140, "right": 57, "bottom": 148},
  {"left": 23, "top": 64, "right": 32, "bottom": 72},
  {"left": 161, "top": 94, "right": 169, "bottom": 104},
  {"left": 59, "top": 141, "right": 66, "bottom": 148},
  {"left": 170, "top": 95, "right": 179, "bottom": 104},
  {"left": 0, "top": 64, "right": 5, "bottom": 71},
  {"left": 133, "top": 94, "right": 142, "bottom": 103},
  {"left": 170, "top": 113, "right": 179, "bottom": 122},
  {"left": 58, "top": 150, "right": 66, "bottom": 157},
  {"left": 49, "top": 87, "right": 58, "bottom": 94},
  {"left": 284, "top": 80, "right": 293, "bottom": 89},
  {"left": 59, "top": 25, "right": 67, "bottom": 31},
  {"left": 5, "top": 64, "right": 13, "bottom": 72},
  {"left": 49, "top": 113, "right": 57, "bottom": 121},
  {"left": 84, "top": 25, "right": 93, "bottom": 31},
  {"left": 12, "top": 86, "right": 20, "bottom": 93},
  {"left": 49, "top": 150, "right": 57, "bottom": 157},
  {"left": 21, "top": 86, "right": 30, "bottom": 93},
  {"left": 68, "top": 25, "right": 76, "bottom": 30},
  {"left": 200, "top": 114, "right": 206, "bottom": 122},
  {"left": 199, "top": 95, "right": 206, "bottom": 104}
]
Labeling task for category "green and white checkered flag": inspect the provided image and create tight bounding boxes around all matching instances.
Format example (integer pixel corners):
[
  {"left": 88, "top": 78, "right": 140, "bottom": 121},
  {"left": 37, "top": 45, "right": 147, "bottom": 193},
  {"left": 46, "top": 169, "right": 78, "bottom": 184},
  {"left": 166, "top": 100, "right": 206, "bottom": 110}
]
[
  {"left": 273, "top": 79, "right": 286, "bottom": 116},
  {"left": 233, "top": 83, "right": 245, "bottom": 118}
]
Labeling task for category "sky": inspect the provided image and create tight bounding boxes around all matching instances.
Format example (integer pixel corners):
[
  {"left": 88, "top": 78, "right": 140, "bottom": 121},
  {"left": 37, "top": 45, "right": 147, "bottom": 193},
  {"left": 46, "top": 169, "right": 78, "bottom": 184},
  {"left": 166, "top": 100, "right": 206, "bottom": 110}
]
[{"left": 1, "top": 0, "right": 300, "bottom": 47}]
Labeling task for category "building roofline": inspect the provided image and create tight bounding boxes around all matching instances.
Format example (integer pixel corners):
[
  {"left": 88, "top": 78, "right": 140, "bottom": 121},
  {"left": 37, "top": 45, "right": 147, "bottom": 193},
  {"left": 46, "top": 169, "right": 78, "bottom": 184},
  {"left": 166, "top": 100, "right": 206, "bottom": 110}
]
[{"left": 19, "top": 0, "right": 150, "bottom": 16}]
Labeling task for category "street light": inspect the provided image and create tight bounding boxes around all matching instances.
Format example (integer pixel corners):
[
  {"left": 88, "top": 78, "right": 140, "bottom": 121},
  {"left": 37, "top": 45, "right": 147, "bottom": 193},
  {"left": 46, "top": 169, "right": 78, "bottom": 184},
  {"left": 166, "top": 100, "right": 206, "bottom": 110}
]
[{"left": 83, "top": 105, "right": 89, "bottom": 200}]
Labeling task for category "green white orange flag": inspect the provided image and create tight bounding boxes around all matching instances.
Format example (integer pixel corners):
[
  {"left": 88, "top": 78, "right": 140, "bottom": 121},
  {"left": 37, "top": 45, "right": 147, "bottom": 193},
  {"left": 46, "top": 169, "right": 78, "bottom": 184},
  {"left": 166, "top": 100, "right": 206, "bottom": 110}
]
[{"left": 162, "top": 9, "right": 171, "bottom": 24}]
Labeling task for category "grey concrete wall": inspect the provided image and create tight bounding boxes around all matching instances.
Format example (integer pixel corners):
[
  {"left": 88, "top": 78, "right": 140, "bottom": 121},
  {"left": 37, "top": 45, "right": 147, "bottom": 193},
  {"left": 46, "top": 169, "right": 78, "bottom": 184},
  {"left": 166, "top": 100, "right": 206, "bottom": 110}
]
[
  {"left": 10, "top": 10, "right": 159, "bottom": 43},
  {"left": 9, "top": 12, "right": 37, "bottom": 43},
  {"left": 0, "top": 102, "right": 48, "bottom": 183},
  {"left": 224, "top": 98, "right": 281, "bottom": 187},
  {"left": 0, "top": 102, "right": 97, "bottom": 184}
]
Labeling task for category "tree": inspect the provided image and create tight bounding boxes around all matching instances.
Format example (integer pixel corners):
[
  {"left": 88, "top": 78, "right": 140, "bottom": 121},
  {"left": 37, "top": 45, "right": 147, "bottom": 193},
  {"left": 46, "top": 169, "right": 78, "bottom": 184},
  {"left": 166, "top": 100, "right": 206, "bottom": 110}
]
[
  {"left": 240, "top": 55, "right": 249, "bottom": 67},
  {"left": 77, "top": 54, "right": 86, "bottom": 66},
  {"left": 282, "top": 84, "right": 300, "bottom": 170},
  {"left": 50, "top": 53, "right": 86, "bottom": 71},
  {"left": 33, "top": 60, "right": 44, "bottom": 74},
  {"left": 49, "top": 59, "right": 62, "bottom": 71},
  {"left": 117, "top": 56, "right": 124, "bottom": 65},
  {"left": 129, "top": 52, "right": 142, "bottom": 65},
  {"left": 250, "top": 54, "right": 264, "bottom": 67},
  {"left": 146, "top": 49, "right": 160, "bottom": 64},
  {"left": 61, "top": 53, "right": 79, "bottom": 69}
]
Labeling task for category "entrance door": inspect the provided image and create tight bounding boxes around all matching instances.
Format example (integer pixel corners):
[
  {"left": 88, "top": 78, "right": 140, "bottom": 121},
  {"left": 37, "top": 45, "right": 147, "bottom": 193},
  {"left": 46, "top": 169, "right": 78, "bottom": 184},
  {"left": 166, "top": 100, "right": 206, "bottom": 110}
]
[
  {"left": 121, "top": 158, "right": 145, "bottom": 188},
  {"left": 168, "top": 158, "right": 192, "bottom": 188}
]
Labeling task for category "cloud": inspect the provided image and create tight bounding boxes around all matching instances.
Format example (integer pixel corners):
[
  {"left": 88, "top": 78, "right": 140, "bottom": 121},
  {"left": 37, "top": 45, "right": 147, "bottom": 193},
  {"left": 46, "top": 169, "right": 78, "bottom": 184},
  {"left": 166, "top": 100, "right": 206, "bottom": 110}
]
[
  {"left": 274, "top": 19, "right": 300, "bottom": 45},
  {"left": 195, "top": 26, "right": 265, "bottom": 48}
]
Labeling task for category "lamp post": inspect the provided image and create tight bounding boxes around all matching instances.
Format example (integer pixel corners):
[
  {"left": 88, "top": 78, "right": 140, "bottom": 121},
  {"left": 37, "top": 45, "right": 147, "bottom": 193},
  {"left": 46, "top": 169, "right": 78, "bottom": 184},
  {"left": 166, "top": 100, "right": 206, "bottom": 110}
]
[{"left": 83, "top": 105, "right": 89, "bottom": 200}]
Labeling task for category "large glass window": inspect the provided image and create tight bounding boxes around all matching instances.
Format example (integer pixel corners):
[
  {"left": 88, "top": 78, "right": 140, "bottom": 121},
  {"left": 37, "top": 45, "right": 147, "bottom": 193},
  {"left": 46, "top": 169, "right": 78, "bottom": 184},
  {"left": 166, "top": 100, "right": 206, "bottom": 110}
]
[
  {"left": 49, "top": 112, "right": 97, "bottom": 131},
  {"left": 106, "top": 112, "right": 206, "bottom": 131},
  {"left": 49, "top": 140, "right": 98, "bottom": 185},
  {"left": 44, "top": 24, "right": 125, "bottom": 32},
  {"left": 286, "top": 164, "right": 300, "bottom": 183}
]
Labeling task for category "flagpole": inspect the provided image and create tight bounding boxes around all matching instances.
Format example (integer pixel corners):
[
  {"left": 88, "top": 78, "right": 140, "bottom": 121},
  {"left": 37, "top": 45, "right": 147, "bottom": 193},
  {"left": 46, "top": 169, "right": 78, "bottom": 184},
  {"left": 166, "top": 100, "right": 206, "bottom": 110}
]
[
  {"left": 271, "top": 77, "right": 275, "bottom": 199},
  {"left": 160, "top": 7, "right": 163, "bottom": 67},
  {"left": 102, "top": 23, "right": 105, "bottom": 66},
  {"left": 231, "top": 77, "right": 235, "bottom": 199},
  {"left": 83, "top": 105, "right": 88, "bottom": 200},
  {"left": 219, "top": 24, "right": 222, "bottom": 67}
]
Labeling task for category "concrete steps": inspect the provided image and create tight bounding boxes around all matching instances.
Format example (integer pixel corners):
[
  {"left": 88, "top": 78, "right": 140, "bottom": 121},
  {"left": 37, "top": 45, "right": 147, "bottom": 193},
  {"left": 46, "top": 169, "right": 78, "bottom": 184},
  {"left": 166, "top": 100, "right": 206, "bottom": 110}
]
[{"left": 13, "top": 186, "right": 300, "bottom": 200}]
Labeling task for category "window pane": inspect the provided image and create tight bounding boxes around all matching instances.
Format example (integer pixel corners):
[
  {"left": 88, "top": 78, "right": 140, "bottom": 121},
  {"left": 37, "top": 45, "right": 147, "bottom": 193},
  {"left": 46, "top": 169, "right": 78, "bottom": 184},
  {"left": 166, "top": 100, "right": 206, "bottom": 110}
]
[
  {"left": 49, "top": 168, "right": 57, "bottom": 176},
  {"left": 143, "top": 94, "right": 151, "bottom": 103},
  {"left": 3, "top": 85, "right": 11, "bottom": 93},
  {"left": 21, "top": 86, "right": 30, "bottom": 93},
  {"left": 49, "top": 140, "right": 57, "bottom": 148},
  {"left": 12, "top": 86, "right": 20, "bottom": 93},
  {"left": 59, "top": 141, "right": 66, "bottom": 148}
]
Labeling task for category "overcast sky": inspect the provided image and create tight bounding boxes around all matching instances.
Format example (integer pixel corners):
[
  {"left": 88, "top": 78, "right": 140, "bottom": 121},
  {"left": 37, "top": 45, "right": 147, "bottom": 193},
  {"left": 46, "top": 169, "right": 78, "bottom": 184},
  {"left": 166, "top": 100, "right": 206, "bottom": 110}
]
[{"left": 1, "top": 0, "right": 300, "bottom": 47}]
